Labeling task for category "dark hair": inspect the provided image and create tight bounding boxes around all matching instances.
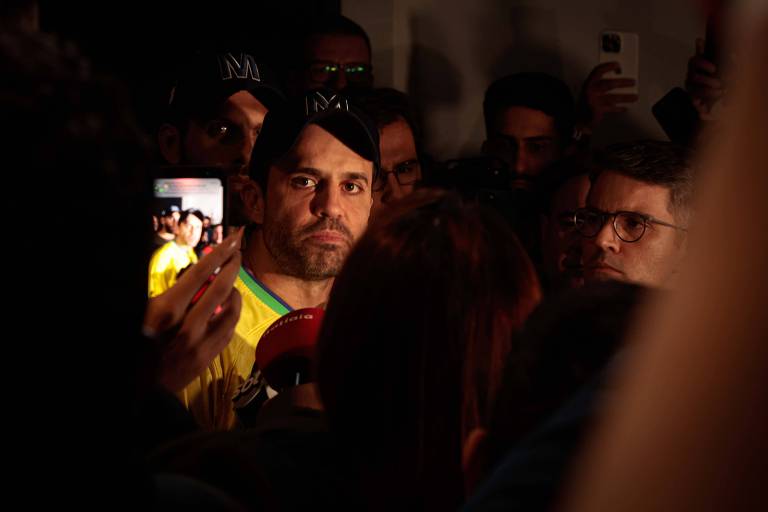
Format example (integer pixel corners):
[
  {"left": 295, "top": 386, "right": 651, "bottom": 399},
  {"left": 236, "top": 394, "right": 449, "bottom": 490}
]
[
  {"left": 536, "top": 154, "right": 592, "bottom": 215},
  {"left": 316, "top": 190, "right": 541, "bottom": 510},
  {"left": 347, "top": 87, "right": 422, "bottom": 155},
  {"left": 179, "top": 208, "right": 204, "bottom": 225},
  {"left": 591, "top": 140, "right": 695, "bottom": 223},
  {"left": 483, "top": 72, "right": 575, "bottom": 142},
  {"left": 484, "top": 281, "right": 649, "bottom": 472},
  {"left": 303, "top": 15, "right": 371, "bottom": 61}
]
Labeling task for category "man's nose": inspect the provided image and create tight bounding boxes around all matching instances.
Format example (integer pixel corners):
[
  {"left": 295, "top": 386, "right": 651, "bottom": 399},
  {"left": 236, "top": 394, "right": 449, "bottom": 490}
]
[
  {"left": 595, "top": 218, "right": 621, "bottom": 253},
  {"left": 312, "top": 183, "right": 343, "bottom": 219}
]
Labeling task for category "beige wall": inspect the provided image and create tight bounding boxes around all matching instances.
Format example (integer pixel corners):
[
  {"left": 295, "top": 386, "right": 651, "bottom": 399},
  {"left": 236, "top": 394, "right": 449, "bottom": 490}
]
[{"left": 343, "top": 0, "right": 703, "bottom": 158}]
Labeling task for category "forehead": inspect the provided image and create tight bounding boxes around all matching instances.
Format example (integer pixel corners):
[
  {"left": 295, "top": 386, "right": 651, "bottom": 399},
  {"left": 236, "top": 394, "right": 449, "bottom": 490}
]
[
  {"left": 494, "top": 106, "right": 558, "bottom": 139},
  {"left": 184, "top": 215, "right": 203, "bottom": 227},
  {"left": 282, "top": 123, "right": 373, "bottom": 179},
  {"left": 588, "top": 171, "right": 672, "bottom": 217},
  {"left": 307, "top": 33, "right": 370, "bottom": 63},
  {"left": 217, "top": 91, "right": 268, "bottom": 124},
  {"left": 380, "top": 118, "right": 416, "bottom": 158}
]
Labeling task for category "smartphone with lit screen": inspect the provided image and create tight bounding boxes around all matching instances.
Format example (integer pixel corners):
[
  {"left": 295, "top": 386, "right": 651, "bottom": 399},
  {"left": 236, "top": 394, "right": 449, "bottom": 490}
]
[{"left": 599, "top": 31, "right": 639, "bottom": 95}]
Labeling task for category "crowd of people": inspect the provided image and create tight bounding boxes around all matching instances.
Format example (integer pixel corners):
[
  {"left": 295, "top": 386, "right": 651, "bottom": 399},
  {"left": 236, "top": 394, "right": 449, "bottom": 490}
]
[{"left": 4, "top": 0, "right": 766, "bottom": 509}]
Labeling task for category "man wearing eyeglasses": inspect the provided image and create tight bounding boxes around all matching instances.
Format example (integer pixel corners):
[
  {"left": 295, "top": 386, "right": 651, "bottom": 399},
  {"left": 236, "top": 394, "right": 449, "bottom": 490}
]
[
  {"left": 575, "top": 140, "right": 693, "bottom": 287},
  {"left": 297, "top": 15, "right": 374, "bottom": 94},
  {"left": 350, "top": 87, "right": 423, "bottom": 217}
]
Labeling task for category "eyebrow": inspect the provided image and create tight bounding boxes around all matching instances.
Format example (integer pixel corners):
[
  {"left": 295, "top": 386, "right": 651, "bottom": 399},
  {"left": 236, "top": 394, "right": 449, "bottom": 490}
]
[
  {"left": 589, "top": 206, "right": 656, "bottom": 219},
  {"left": 382, "top": 159, "right": 420, "bottom": 173},
  {"left": 291, "top": 167, "right": 370, "bottom": 186}
]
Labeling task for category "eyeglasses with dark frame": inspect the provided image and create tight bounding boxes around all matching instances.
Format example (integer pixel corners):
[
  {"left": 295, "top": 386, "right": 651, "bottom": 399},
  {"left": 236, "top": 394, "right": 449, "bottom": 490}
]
[
  {"left": 573, "top": 207, "right": 688, "bottom": 243},
  {"left": 308, "top": 61, "right": 373, "bottom": 85},
  {"left": 372, "top": 159, "right": 421, "bottom": 192}
]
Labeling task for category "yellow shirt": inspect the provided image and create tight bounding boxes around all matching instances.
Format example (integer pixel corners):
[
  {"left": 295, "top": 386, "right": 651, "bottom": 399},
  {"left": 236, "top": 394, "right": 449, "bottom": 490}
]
[
  {"left": 177, "top": 267, "right": 291, "bottom": 430},
  {"left": 147, "top": 241, "right": 198, "bottom": 297}
]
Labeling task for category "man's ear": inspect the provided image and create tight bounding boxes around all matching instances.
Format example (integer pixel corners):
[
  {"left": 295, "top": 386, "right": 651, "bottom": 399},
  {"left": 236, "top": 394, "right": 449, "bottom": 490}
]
[
  {"left": 240, "top": 177, "right": 265, "bottom": 225},
  {"left": 462, "top": 427, "right": 489, "bottom": 496},
  {"left": 158, "top": 123, "right": 182, "bottom": 164}
]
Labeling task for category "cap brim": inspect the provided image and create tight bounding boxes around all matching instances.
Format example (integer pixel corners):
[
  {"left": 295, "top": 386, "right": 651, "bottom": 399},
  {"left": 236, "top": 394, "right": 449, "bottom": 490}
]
[
  {"left": 249, "top": 106, "right": 380, "bottom": 182},
  {"left": 310, "top": 108, "right": 379, "bottom": 164}
]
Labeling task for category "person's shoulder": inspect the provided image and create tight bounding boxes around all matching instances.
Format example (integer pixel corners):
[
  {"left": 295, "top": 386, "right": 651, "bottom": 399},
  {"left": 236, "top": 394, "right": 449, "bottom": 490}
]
[{"left": 149, "top": 241, "right": 176, "bottom": 267}]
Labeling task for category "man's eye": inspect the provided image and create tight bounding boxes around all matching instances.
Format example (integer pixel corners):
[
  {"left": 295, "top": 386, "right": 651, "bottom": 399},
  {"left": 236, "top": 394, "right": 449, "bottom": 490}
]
[
  {"left": 207, "top": 121, "right": 230, "bottom": 137},
  {"left": 395, "top": 162, "right": 416, "bottom": 175},
  {"left": 623, "top": 216, "right": 645, "bottom": 230},
  {"left": 290, "top": 176, "right": 317, "bottom": 189},
  {"left": 528, "top": 142, "right": 550, "bottom": 154},
  {"left": 342, "top": 182, "right": 363, "bottom": 193}
]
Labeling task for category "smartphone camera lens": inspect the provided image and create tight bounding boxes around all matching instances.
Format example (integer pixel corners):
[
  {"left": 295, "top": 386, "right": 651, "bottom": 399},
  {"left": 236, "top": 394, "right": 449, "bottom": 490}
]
[{"left": 602, "top": 33, "right": 622, "bottom": 53}]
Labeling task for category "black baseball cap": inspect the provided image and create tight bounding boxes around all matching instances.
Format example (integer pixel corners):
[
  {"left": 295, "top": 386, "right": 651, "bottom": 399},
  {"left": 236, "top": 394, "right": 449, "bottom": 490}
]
[
  {"left": 249, "top": 89, "right": 381, "bottom": 185},
  {"left": 166, "top": 51, "right": 286, "bottom": 122},
  {"left": 160, "top": 204, "right": 181, "bottom": 217}
]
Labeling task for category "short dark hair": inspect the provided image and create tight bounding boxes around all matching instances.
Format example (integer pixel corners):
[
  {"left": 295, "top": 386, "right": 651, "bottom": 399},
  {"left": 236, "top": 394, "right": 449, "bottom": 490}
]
[
  {"left": 347, "top": 87, "right": 422, "bottom": 153},
  {"left": 304, "top": 15, "right": 371, "bottom": 60},
  {"left": 591, "top": 140, "right": 695, "bottom": 223},
  {"left": 483, "top": 72, "right": 575, "bottom": 142},
  {"left": 179, "top": 209, "right": 204, "bottom": 225}
]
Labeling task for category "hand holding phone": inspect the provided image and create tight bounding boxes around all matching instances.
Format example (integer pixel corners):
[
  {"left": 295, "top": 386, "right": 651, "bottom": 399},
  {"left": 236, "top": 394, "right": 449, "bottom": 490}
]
[
  {"left": 143, "top": 228, "right": 244, "bottom": 392},
  {"left": 598, "top": 31, "right": 639, "bottom": 95},
  {"left": 576, "top": 34, "right": 640, "bottom": 132}
]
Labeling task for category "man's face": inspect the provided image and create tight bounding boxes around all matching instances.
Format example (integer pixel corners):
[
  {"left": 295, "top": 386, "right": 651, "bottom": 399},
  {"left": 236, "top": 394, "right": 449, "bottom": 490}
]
[
  {"left": 177, "top": 215, "right": 203, "bottom": 248},
  {"left": 262, "top": 123, "right": 374, "bottom": 280},
  {"left": 484, "top": 106, "right": 564, "bottom": 188},
  {"left": 182, "top": 91, "right": 268, "bottom": 173},
  {"left": 162, "top": 212, "right": 179, "bottom": 232},
  {"left": 372, "top": 117, "right": 422, "bottom": 217},
  {"left": 582, "top": 171, "right": 687, "bottom": 287},
  {"left": 542, "top": 174, "right": 590, "bottom": 289},
  {"left": 304, "top": 34, "right": 372, "bottom": 92}
]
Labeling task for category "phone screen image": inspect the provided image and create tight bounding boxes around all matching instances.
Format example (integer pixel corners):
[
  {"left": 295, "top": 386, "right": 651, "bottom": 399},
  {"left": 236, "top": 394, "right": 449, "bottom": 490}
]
[
  {"left": 599, "top": 31, "right": 639, "bottom": 95},
  {"left": 151, "top": 167, "right": 229, "bottom": 252},
  {"left": 152, "top": 177, "right": 225, "bottom": 225}
]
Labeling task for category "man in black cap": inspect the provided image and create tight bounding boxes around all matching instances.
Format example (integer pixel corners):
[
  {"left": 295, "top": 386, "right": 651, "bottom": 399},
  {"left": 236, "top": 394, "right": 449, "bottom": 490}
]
[
  {"left": 157, "top": 51, "right": 284, "bottom": 172},
  {"left": 157, "top": 51, "right": 286, "bottom": 227},
  {"left": 153, "top": 204, "right": 181, "bottom": 249},
  {"left": 178, "top": 90, "right": 381, "bottom": 430}
]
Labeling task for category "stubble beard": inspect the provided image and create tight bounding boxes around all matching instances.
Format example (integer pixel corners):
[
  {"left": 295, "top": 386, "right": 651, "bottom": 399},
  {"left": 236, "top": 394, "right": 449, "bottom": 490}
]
[{"left": 263, "top": 216, "right": 353, "bottom": 281}]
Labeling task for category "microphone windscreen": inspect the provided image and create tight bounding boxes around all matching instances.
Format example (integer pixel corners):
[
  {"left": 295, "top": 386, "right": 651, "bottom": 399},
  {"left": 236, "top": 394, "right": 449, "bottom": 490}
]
[{"left": 255, "top": 307, "right": 325, "bottom": 389}]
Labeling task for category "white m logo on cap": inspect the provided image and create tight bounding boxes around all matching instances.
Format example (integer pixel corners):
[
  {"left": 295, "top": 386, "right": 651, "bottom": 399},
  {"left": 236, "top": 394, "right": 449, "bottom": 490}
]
[
  {"left": 305, "top": 91, "right": 350, "bottom": 116},
  {"left": 218, "top": 53, "right": 261, "bottom": 81}
]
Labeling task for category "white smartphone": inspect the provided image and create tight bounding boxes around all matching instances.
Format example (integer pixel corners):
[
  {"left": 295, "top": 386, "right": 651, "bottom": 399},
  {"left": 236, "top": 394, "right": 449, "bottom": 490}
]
[
  {"left": 152, "top": 166, "right": 228, "bottom": 230},
  {"left": 598, "top": 31, "right": 639, "bottom": 95}
]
